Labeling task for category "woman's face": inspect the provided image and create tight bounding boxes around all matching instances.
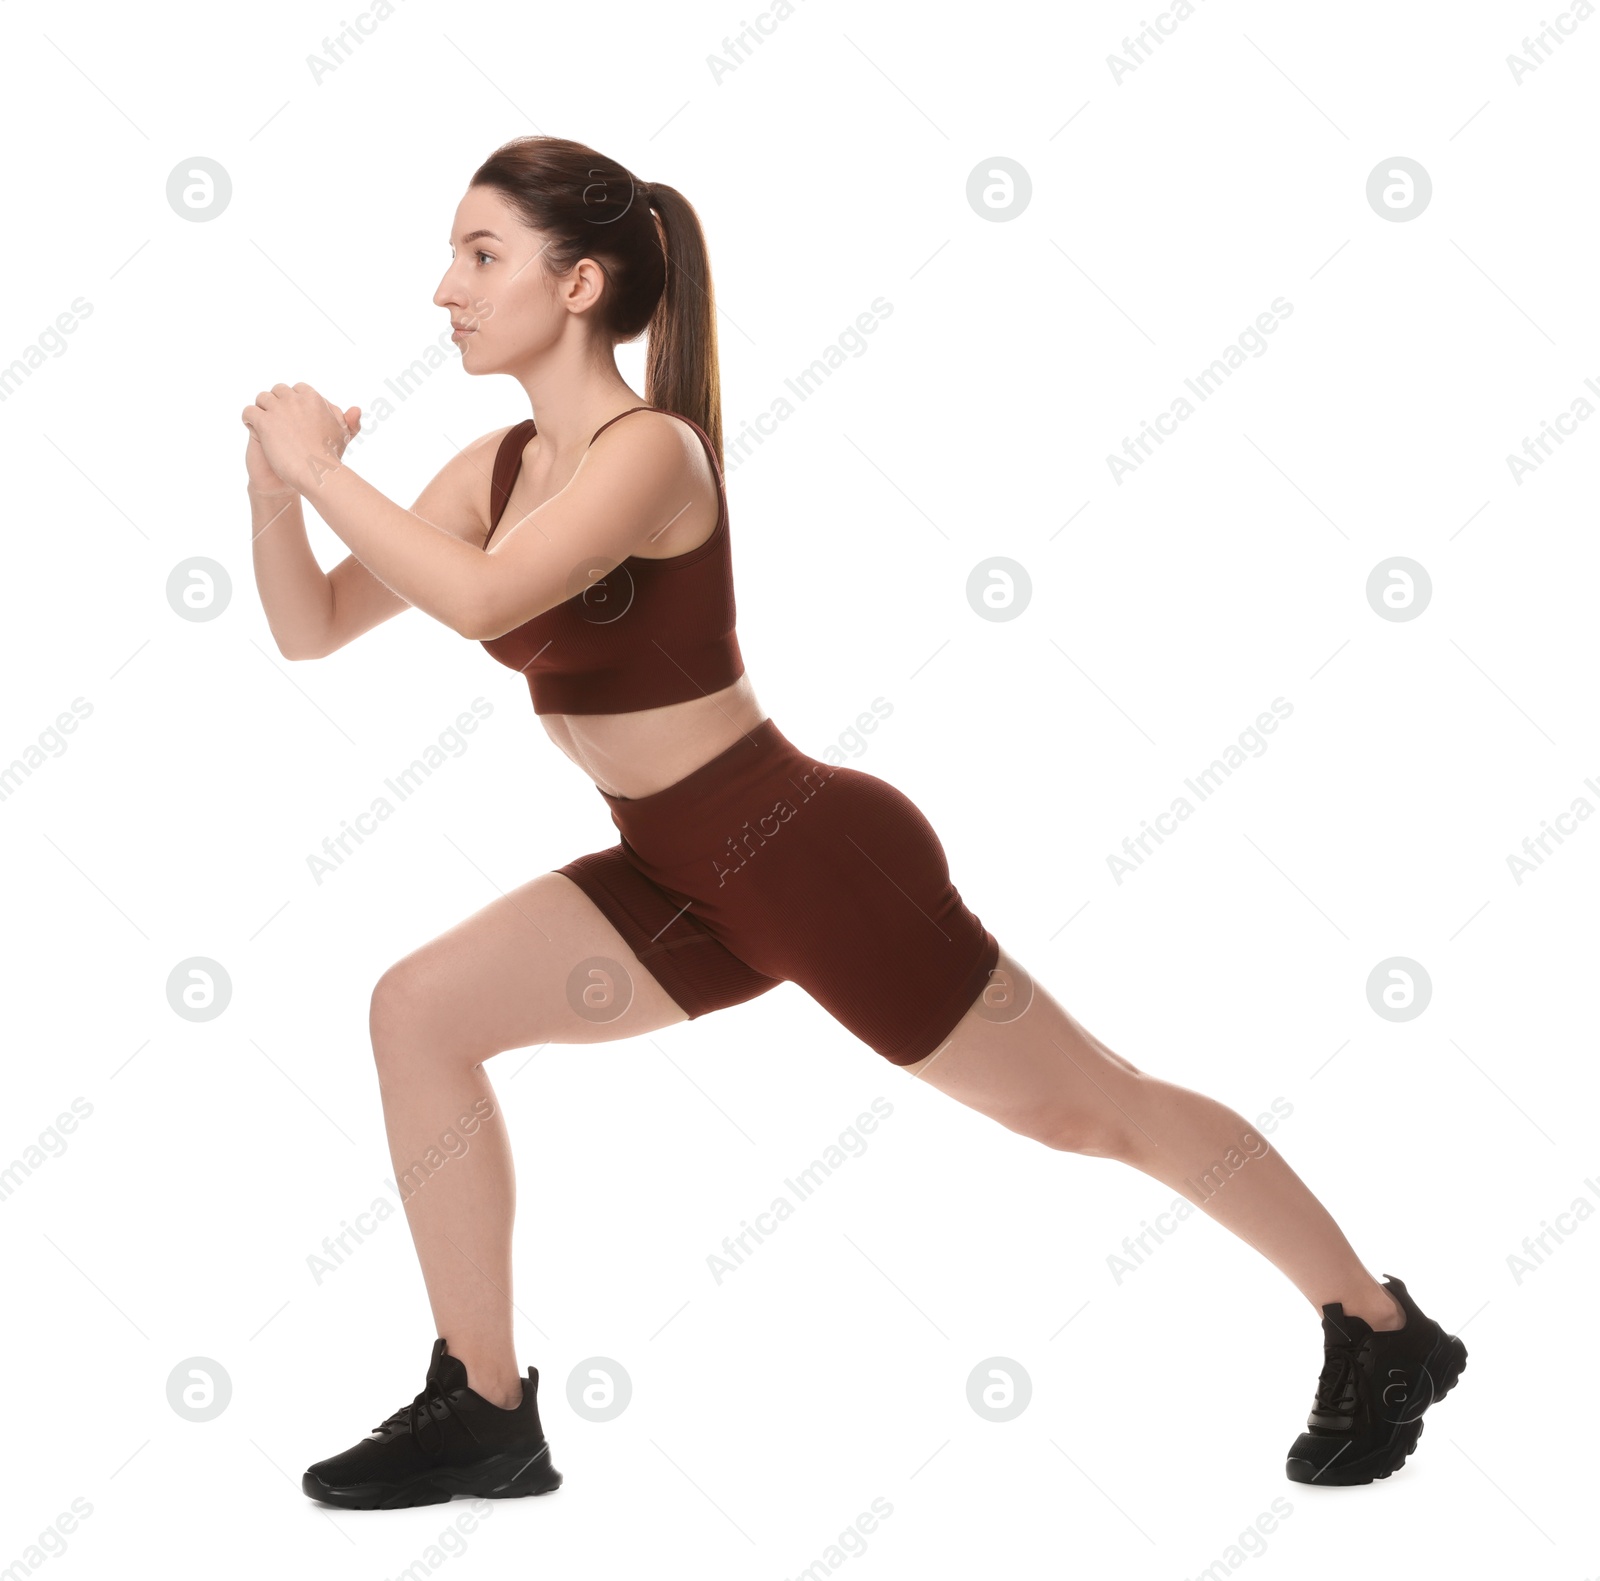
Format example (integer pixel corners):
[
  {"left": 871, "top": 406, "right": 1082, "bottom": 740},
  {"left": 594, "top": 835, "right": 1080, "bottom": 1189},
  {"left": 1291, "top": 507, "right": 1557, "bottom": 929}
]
[{"left": 434, "top": 185, "right": 590, "bottom": 374}]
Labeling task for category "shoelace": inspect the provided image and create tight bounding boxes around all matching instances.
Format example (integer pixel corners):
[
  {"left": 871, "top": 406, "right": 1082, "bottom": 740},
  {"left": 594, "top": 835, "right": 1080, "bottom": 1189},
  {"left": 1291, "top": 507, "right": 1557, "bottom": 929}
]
[
  {"left": 372, "top": 1386, "right": 453, "bottom": 1457},
  {"left": 1313, "top": 1330, "right": 1365, "bottom": 1417}
]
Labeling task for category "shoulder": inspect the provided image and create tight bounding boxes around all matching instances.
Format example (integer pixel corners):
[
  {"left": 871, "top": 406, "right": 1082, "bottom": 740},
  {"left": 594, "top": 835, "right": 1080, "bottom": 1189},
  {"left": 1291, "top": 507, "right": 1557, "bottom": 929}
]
[{"left": 583, "top": 408, "right": 717, "bottom": 495}]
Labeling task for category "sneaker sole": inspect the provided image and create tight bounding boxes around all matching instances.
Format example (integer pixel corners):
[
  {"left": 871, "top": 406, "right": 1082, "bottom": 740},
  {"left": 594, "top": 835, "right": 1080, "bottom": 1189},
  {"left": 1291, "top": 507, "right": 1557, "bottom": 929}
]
[
  {"left": 302, "top": 1441, "right": 564, "bottom": 1510},
  {"left": 1285, "top": 1330, "right": 1468, "bottom": 1487}
]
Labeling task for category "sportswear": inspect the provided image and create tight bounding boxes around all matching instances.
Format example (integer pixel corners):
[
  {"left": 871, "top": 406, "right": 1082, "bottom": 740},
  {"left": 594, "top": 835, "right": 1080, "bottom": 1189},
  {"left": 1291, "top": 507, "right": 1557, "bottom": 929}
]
[
  {"left": 479, "top": 407, "right": 744, "bottom": 716},
  {"left": 553, "top": 715, "right": 1001, "bottom": 1065}
]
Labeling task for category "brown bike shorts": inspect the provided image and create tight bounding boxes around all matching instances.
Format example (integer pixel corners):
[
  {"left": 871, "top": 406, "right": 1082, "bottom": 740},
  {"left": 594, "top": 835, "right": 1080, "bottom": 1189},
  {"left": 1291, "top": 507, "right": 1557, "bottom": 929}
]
[{"left": 552, "top": 716, "right": 1000, "bottom": 1065}]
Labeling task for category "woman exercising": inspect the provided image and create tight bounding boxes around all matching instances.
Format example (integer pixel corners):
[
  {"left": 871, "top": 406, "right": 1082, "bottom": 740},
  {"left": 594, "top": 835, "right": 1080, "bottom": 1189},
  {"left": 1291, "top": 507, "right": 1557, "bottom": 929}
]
[{"left": 242, "top": 135, "right": 1467, "bottom": 1508}]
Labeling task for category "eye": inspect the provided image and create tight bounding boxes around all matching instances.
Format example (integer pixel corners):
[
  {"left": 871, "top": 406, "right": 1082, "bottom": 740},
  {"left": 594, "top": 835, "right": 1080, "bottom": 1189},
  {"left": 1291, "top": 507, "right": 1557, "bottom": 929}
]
[{"left": 475, "top": 250, "right": 494, "bottom": 265}]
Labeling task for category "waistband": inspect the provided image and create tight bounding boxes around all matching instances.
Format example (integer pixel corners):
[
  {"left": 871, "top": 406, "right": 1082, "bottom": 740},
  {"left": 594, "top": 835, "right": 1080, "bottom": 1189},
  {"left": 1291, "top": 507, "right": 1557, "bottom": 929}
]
[
  {"left": 596, "top": 715, "right": 836, "bottom": 869},
  {"left": 598, "top": 716, "right": 790, "bottom": 816}
]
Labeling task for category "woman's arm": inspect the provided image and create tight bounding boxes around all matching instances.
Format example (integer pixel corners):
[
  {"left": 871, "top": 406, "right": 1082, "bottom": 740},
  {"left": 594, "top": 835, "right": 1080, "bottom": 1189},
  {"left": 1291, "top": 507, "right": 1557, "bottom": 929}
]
[
  {"left": 248, "top": 416, "right": 517, "bottom": 659},
  {"left": 244, "top": 382, "right": 490, "bottom": 638},
  {"left": 246, "top": 394, "right": 382, "bottom": 661},
  {"left": 249, "top": 483, "right": 342, "bottom": 659},
  {"left": 297, "top": 464, "right": 490, "bottom": 637},
  {"left": 245, "top": 382, "right": 700, "bottom": 642}
]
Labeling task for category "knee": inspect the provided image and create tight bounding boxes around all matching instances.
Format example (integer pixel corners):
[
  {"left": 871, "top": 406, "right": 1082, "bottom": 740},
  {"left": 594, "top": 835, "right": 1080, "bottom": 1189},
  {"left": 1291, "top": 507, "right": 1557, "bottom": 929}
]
[
  {"left": 1039, "top": 1112, "right": 1125, "bottom": 1160},
  {"left": 1034, "top": 1078, "right": 1145, "bottom": 1161},
  {"left": 369, "top": 960, "right": 437, "bottom": 1070},
  {"left": 370, "top": 958, "right": 501, "bottom": 1078}
]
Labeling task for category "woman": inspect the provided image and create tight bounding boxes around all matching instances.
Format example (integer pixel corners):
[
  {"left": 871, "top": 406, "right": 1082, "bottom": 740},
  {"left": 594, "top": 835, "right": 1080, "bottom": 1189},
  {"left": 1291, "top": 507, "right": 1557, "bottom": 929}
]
[{"left": 243, "top": 136, "right": 1466, "bottom": 1509}]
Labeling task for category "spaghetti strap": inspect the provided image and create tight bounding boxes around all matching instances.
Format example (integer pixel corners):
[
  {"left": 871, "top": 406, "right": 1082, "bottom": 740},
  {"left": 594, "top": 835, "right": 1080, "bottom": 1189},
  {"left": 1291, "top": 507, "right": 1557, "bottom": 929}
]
[
  {"left": 587, "top": 406, "right": 658, "bottom": 447},
  {"left": 587, "top": 406, "right": 727, "bottom": 532},
  {"left": 484, "top": 418, "right": 537, "bottom": 548}
]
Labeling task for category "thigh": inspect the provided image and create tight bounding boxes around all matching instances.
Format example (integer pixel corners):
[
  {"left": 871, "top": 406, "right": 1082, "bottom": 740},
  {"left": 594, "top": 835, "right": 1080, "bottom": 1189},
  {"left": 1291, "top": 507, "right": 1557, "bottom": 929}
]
[
  {"left": 900, "top": 944, "right": 1145, "bottom": 1155},
  {"left": 372, "top": 869, "right": 690, "bottom": 1058}
]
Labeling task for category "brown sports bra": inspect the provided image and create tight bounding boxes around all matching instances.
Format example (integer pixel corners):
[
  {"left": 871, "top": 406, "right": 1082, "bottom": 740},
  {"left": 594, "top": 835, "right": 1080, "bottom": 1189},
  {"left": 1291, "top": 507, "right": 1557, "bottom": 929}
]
[{"left": 478, "top": 406, "right": 744, "bottom": 716}]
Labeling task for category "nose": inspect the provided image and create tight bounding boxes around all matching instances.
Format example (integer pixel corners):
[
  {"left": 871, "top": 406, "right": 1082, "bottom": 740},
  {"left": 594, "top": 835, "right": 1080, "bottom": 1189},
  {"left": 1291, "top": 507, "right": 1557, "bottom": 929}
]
[{"left": 433, "top": 264, "right": 468, "bottom": 309}]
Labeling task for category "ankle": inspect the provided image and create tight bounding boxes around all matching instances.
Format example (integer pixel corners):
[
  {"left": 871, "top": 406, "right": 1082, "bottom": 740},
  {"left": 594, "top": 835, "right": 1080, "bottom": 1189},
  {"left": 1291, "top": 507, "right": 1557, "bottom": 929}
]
[
  {"left": 1344, "top": 1283, "right": 1405, "bottom": 1332},
  {"left": 466, "top": 1372, "right": 524, "bottom": 1411},
  {"left": 442, "top": 1339, "right": 524, "bottom": 1410},
  {"left": 467, "top": 1369, "right": 524, "bottom": 1408}
]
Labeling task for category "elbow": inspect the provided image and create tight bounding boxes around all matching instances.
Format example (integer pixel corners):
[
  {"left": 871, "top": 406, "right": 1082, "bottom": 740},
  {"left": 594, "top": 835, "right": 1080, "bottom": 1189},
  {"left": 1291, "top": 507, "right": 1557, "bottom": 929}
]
[
  {"left": 457, "top": 602, "right": 495, "bottom": 644},
  {"left": 459, "top": 568, "right": 556, "bottom": 643},
  {"left": 271, "top": 623, "right": 328, "bottom": 661},
  {"left": 459, "top": 583, "right": 517, "bottom": 644}
]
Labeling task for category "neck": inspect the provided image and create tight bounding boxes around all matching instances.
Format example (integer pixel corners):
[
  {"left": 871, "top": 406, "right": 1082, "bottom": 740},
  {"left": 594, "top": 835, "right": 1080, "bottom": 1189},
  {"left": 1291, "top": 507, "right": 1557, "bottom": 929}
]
[{"left": 509, "top": 348, "right": 645, "bottom": 459}]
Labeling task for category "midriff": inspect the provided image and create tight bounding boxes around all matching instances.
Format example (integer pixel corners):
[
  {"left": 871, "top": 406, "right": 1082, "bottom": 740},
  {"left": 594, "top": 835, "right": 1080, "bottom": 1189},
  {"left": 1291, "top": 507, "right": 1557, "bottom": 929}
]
[{"left": 538, "top": 674, "right": 768, "bottom": 799}]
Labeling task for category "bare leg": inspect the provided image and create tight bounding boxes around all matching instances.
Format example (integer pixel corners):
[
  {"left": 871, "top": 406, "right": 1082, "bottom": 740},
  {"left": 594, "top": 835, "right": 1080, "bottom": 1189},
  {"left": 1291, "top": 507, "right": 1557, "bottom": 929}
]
[
  {"left": 369, "top": 872, "right": 691, "bottom": 1407},
  {"left": 904, "top": 947, "right": 1404, "bottom": 1330}
]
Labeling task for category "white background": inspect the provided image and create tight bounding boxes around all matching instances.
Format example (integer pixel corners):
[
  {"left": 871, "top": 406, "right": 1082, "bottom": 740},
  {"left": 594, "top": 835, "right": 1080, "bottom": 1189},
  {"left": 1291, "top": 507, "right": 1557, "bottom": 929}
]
[{"left": 1, "top": 0, "right": 1595, "bottom": 1576}]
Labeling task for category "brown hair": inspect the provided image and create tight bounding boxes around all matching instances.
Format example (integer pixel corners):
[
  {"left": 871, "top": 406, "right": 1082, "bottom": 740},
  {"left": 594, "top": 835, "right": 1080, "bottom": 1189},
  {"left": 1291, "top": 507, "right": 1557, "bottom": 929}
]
[{"left": 470, "top": 136, "right": 723, "bottom": 465}]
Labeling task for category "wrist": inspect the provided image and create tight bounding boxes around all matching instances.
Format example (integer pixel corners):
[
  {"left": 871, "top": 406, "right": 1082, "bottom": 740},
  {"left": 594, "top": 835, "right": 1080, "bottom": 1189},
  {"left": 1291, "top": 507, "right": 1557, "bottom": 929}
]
[
  {"left": 248, "top": 483, "right": 299, "bottom": 500},
  {"left": 299, "top": 456, "right": 354, "bottom": 503}
]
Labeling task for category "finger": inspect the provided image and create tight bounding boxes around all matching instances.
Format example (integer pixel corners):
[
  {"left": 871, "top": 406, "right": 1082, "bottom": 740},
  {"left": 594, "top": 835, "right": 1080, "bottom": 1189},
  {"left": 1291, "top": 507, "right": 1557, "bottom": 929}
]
[
  {"left": 272, "top": 382, "right": 294, "bottom": 396},
  {"left": 255, "top": 390, "right": 276, "bottom": 407}
]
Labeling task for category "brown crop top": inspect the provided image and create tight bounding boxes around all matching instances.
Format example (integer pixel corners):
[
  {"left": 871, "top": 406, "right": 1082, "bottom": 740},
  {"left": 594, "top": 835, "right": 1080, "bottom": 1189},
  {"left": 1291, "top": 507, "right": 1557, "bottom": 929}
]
[{"left": 478, "top": 407, "right": 744, "bottom": 716}]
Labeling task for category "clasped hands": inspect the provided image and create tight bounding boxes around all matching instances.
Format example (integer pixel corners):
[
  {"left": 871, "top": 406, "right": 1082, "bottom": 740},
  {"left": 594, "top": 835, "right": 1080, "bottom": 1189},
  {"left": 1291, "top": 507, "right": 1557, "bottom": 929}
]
[{"left": 242, "top": 382, "right": 363, "bottom": 495}]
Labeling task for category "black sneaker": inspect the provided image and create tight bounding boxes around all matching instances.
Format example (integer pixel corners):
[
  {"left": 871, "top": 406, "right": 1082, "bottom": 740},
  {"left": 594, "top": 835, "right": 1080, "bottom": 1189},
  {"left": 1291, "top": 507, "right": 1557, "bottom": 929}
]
[
  {"left": 301, "top": 1338, "right": 563, "bottom": 1509},
  {"left": 1285, "top": 1273, "right": 1468, "bottom": 1486}
]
